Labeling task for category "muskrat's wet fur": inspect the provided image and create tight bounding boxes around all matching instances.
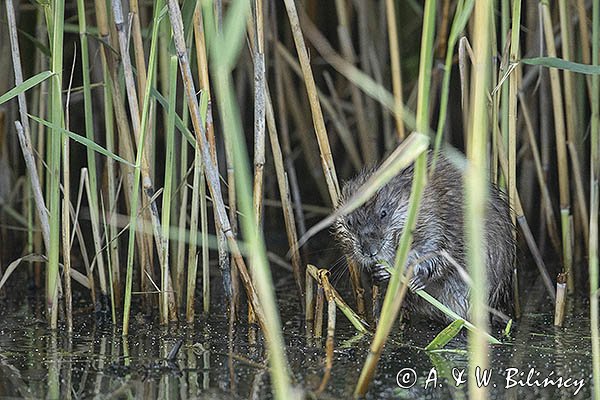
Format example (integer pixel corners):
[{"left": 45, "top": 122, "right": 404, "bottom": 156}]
[{"left": 333, "top": 152, "right": 515, "bottom": 323}]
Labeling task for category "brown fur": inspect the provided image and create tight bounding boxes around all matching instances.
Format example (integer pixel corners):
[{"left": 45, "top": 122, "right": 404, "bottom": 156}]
[{"left": 333, "top": 152, "right": 515, "bottom": 323}]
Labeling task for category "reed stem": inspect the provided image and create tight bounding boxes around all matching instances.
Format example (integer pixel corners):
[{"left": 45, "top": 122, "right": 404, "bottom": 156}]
[
  {"left": 466, "top": 1, "right": 492, "bottom": 397},
  {"left": 122, "top": 0, "right": 166, "bottom": 334},
  {"left": 541, "top": 0, "right": 574, "bottom": 292},
  {"left": 508, "top": 0, "right": 522, "bottom": 318},
  {"left": 589, "top": 0, "right": 600, "bottom": 395},
  {"left": 48, "top": 0, "right": 66, "bottom": 329},
  {"left": 385, "top": 0, "right": 406, "bottom": 141}
]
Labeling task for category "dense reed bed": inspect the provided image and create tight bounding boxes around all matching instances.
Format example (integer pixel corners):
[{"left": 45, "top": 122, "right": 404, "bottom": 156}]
[{"left": 0, "top": 0, "right": 599, "bottom": 398}]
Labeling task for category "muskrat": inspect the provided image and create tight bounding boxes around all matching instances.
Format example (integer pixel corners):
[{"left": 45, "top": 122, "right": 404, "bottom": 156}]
[{"left": 333, "top": 152, "right": 514, "bottom": 323}]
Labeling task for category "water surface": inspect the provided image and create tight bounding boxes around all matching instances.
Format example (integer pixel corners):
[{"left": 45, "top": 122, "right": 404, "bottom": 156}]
[{"left": 0, "top": 273, "right": 593, "bottom": 399}]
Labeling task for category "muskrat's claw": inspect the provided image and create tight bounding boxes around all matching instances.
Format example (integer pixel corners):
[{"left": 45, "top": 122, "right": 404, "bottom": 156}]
[
  {"left": 407, "top": 262, "right": 428, "bottom": 292},
  {"left": 408, "top": 275, "right": 426, "bottom": 292},
  {"left": 371, "top": 264, "right": 391, "bottom": 284}
]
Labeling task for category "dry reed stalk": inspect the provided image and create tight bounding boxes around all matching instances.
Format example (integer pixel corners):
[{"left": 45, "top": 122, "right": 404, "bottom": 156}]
[
  {"left": 243, "top": 6, "right": 261, "bottom": 328},
  {"left": 200, "top": 171, "right": 210, "bottom": 317},
  {"left": 541, "top": 0, "right": 574, "bottom": 291},
  {"left": 65, "top": 171, "right": 95, "bottom": 301},
  {"left": 539, "top": 67, "right": 553, "bottom": 253},
  {"left": 94, "top": 1, "right": 120, "bottom": 306},
  {"left": 276, "top": 41, "right": 363, "bottom": 172},
  {"left": 192, "top": 4, "right": 224, "bottom": 317},
  {"left": 222, "top": 136, "right": 237, "bottom": 311},
  {"left": 175, "top": 123, "right": 189, "bottom": 312},
  {"left": 334, "top": 0, "right": 374, "bottom": 162},
  {"left": 94, "top": 0, "right": 153, "bottom": 314},
  {"left": 306, "top": 265, "right": 369, "bottom": 334},
  {"left": 496, "top": 0, "right": 510, "bottom": 186},
  {"left": 186, "top": 145, "right": 202, "bottom": 322},
  {"left": 205, "top": 0, "right": 296, "bottom": 389},
  {"left": 142, "top": 32, "right": 176, "bottom": 324},
  {"left": 314, "top": 286, "right": 324, "bottom": 338},
  {"left": 252, "top": 0, "right": 266, "bottom": 227},
  {"left": 210, "top": 33, "right": 235, "bottom": 313},
  {"left": 355, "top": 1, "right": 380, "bottom": 158},
  {"left": 192, "top": 5, "right": 217, "bottom": 156},
  {"left": 559, "top": 0, "right": 590, "bottom": 255},
  {"left": 110, "top": 0, "right": 143, "bottom": 144},
  {"left": 385, "top": 0, "right": 406, "bottom": 140},
  {"left": 112, "top": 0, "right": 175, "bottom": 329},
  {"left": 297, "top": 18, "right": 418, "bottom": 132},
  {"left": 129, "top": 0, "right": 148, "bottom": 106},
  {"left": 490, "top": 30, "right": 501, "bottom": 185},
  {"left": 305, "top": 269, "right": 315, "bottom": 333},
  {"left": 576, "top": 0, "right": 594, "bottom": 102},
  {"left": 518, "top": 93, "right": 562, "bottom": 253},
  {"left": 432, "top": 0, "right": 474, "bottom": 174},
  {"left": 322, "top": 73, "right": 362, "bottom": 170},
  {"left": 281, "top": 0, "right": 341, "bottom": 203},
  {"left": 437, "top": 0, "right": 451, "bottom": 57},
  {"left": 186, "top": 12, "right": 208, "bottom": 324},
  {"left": 265, "top": 88, "right": 303, "bottom": 296},
  {"left": 458, "top": 37, "right": 471, "bottom": 143},
  {"left": 112, "top": 1, "right": 166, "bottom": 267},
  {"left": 5, "top": 0, "right": 50, "bottom": 251},
  {"left": 508, "top": 0, "right": 522, "bottom": 319},
  {"left": 371, "top": 284, "right": 381, "bottom": 327},
  {"left": 273, "top": 48, "right": 307, "bottom": 239},
  {"left": 568, "top": 141, "right": 590, "bottom": 250},
  {"left": 82, "top": 169, "right": 108, "bottom": 300},
  {"left": 83, "top": 161, "right": 113, "bottom": 306},
  {"left": 493, "top": 125, "right": 556, "bottom": 299},
  {"left": 100, "top": 197, "right": 118, "bottom": 326},
  {"left": 354, "top": 263, "right": 415, "bottom": 396},
  {"left": 276, "top": 51, "right": 330, "bottom": 203},
  {"left": 110, "top": 1, "right": 167, "bottom": 295},
  {"left": 317, "top": 271, "right": 336, "bottom": 393},
  {"left": 554, "top": 273, "right": 567, "bottom": 326},
  {"left": 27, "top": 8, "right": 46, "bottom": 289},
  {"left": 167, "top": 0, "right": 267, "bottom": 331},
  {"left": 75, "top": 0, "right": 111, "bottom": 306}
]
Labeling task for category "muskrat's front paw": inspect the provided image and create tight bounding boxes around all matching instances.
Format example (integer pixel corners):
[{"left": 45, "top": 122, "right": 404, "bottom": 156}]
[
  {"left": 408, "top": 263, "right": 428, "bottom": 292},
  {"left": 408, "top": 275, "right": 426, "bottom": 292},
  {"left": 371, "top": 265, "right": 391, "bottom": 284}
]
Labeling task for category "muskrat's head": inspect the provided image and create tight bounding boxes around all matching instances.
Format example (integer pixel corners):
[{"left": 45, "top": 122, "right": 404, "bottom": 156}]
[{"left": 333, "top": 169, "right": 411, "bottom": 269}]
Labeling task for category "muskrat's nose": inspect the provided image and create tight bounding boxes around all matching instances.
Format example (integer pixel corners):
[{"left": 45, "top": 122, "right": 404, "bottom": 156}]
[{"left": 366, "top": 244, "right": 379, "bottom": 258}]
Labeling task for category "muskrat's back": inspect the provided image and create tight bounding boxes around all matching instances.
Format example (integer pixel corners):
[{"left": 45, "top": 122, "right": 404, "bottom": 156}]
[{"left": 333, "top": 153, "right": 514, "bottom": 322}]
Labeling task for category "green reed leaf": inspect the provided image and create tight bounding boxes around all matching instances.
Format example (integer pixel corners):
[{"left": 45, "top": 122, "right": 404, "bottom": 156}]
[
  {"left": 28, "top": 114, "right": 135, "bottom": 167},
  {"left": 0, "top": 71, "right": 54, "bottom": 106},
  {"left": 521, "top": 57, "right": 600, "bottom": 75},
  {"left": 425, "top": 319, "right": 465, "bottom": 350}
]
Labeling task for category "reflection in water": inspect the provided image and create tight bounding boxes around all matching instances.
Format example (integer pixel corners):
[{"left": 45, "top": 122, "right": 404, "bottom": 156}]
[{"left": 0, "top": 280, "right": 593, "bottom": 399}]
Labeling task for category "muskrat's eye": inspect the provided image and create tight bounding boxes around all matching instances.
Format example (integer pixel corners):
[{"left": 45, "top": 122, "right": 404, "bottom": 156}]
[
  {"left": 346, "top": 218, "right": 353, "bottom": 227},
  {"left": 380, "top": 209, "right": 387, "bottom": 219}
]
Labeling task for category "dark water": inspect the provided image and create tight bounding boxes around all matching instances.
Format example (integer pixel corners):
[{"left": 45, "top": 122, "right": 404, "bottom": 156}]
[{"left": 0, "top": 274, "right": 593, "bottom": 399}]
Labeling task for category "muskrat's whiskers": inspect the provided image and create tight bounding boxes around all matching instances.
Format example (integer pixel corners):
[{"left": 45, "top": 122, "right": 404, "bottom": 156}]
[{"left": 328, "top": 256, "right": 349, "bottom": 285}]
